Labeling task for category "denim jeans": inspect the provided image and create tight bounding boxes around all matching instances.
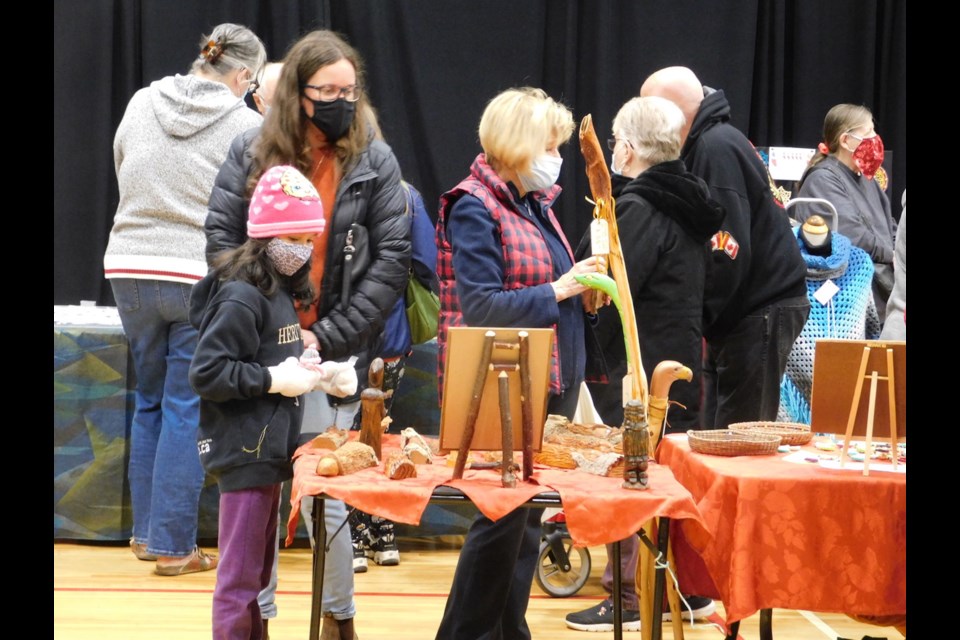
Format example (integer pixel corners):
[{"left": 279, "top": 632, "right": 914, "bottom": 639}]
[
  {"left": 112, "top": 278, "right": 204, "bottom": 557},
  {"left": 258, "top": 390, "right": 360, "bottom": 620}
]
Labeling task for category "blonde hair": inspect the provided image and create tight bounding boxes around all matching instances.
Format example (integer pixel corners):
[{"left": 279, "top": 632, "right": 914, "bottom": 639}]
[
  {"left": 613, "top": 96, "right": 685, "bottom": 166},
  {"left": 478, "top": 87, "right": 574, "bottom": 174}
]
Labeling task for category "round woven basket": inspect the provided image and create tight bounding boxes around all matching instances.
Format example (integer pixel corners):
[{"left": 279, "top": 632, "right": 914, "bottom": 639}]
[
  {"left": 728, "top": 421, "right": 813, "bottom": 446},
  {"left": 687, "top": 429, "right": 781, "bottom": 456}
]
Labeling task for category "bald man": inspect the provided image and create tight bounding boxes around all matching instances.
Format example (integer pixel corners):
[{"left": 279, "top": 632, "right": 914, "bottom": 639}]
[
  {"left": 252, "top": 62, "right": 282, "bottom": 115},
  {"left": 641, "top": 67, "right": 808, "bottom": 429}
]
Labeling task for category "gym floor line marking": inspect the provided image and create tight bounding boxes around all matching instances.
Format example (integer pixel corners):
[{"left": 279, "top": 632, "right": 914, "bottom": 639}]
[{"left": 799, "top": 609, "right": 840, "bottom": 639}]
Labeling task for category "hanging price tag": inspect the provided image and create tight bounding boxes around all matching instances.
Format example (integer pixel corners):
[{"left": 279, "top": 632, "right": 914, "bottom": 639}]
[
  {"left": 591, "top": 218, "right": 610, "bottom": 256},
  {"left": 813, "top": 279, "right": 839, "bottom": 305}
]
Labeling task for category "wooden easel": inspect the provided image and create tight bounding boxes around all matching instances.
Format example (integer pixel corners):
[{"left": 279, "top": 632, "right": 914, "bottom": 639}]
[
  {"left": 838, "top": 345, "right": 900, "bottom": 475},
  {"left": 450, "top": 330, "right": 534, "bottom": 488}
]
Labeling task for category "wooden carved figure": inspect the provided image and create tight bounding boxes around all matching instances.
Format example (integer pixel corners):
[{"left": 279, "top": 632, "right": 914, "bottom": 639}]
[
  {"left": 358, "top": 357, "right": 390, "bottom": 458},
  {"left": 621, "top": 399, "right": 650, "bottom": 490}
]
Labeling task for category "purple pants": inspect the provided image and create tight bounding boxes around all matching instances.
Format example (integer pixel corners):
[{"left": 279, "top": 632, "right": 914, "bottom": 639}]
[
  {"left": 213, "top": 484, "right": 281, "bottom": 640},
  {"left": 602, "top": 534, "right": 640, "bottom": 611}
]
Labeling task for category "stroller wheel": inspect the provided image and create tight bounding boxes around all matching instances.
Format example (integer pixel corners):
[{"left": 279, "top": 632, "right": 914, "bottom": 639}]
[{"left": 534, "top": 538, "right": 591, "bottom": 597}]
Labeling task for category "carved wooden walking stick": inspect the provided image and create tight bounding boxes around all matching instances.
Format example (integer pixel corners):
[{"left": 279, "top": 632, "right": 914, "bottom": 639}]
[
  {"left": 579, "top": 114, "right": 648, "bottom": 407},
  {"left": 648, "top": 360, "right": 693, "bottom": 640},
  {"left": 580, "top": 115, "right": 696, "bottom": 640},
  {"left": 648, "top": 360, "right": 693, "bottom": 448}
]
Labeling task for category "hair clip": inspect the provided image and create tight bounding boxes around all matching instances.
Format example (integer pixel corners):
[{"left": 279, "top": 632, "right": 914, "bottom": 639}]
[
  {"left": 200, "top": 38, "right": 224, "bottom": 64},
  {"left": 817, "top": 142, "right": 830, "bottom": 155}
]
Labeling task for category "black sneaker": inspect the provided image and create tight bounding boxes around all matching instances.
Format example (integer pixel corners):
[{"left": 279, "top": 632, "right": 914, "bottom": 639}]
[
  {"left": 349, "top": 510, "right": 371, "bottom": 573},
  {"left": 663, "top": 594, "right": 716, "bottom": 622},
  {"left": 565, "top": 599, "right": 641, "bottom": 632},
  {"left": 366, "top": 515, "right": 400, "bottom": 566}
]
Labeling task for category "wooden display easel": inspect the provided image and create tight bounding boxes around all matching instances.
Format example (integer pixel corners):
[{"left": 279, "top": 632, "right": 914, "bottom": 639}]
[
  {"left": 811, "top": 339, "right": 906, "bottom": 475},
  {"left": 440, "top": 327, "right": 552, "bottom": 488}
]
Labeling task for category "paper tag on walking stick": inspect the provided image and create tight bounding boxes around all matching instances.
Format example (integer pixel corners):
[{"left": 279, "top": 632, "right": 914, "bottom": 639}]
[
  {"left": 622, "top": 371, "right": 634, "bottom": 413},
  {"left": 590, "top": 218, "right": 610, "bottom": 257}
]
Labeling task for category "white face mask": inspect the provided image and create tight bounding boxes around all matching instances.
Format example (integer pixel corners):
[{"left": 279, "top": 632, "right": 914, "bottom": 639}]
[{"left": 518, "top": 154, "right": 563, "bottom": 192}]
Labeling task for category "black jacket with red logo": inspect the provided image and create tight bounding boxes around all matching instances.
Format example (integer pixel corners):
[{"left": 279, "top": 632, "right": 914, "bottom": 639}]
[{"left": 682, "top": 89, "right": 807, "bottom": 340}]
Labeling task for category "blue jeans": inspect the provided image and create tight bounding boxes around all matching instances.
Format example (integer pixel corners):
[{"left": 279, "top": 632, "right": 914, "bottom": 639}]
[
  {"left": 112, "top": 278, "right": 204, "bottom": 558},
  {"left": 258, "top": 391, "right": 359, "bottom": 620}
]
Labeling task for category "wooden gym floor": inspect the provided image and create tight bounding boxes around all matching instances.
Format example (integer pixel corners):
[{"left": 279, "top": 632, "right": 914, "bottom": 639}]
[{"left": 54, "top": 538, "right": 904, "bottom": 639}]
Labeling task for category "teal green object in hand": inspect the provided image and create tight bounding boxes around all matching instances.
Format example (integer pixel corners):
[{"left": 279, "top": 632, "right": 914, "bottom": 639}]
[{"left": 575, "top": 272, "right": 632, "bottom": 367}]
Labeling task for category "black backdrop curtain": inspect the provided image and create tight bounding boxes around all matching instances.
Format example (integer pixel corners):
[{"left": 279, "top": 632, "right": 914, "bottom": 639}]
[{"left": 54, "top": 0, "right": 906, "bottom": 305}]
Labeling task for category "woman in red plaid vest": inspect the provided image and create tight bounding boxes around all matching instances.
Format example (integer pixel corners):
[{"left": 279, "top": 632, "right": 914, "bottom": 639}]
[{"left": 434, "top": 87, "right": 602, "bottom": 640}]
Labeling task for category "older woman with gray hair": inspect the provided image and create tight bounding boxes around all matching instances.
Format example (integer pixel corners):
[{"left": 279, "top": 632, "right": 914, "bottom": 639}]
[
  {"left": 567, "top": 96, "right": 724, "bottom": 632},
  {"left": 104, "top": 22, "right": 265, "bottom": 576}
]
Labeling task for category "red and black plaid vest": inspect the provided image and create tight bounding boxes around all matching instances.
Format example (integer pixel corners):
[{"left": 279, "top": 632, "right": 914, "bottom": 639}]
[{"left": 435, "top": 154, "right": 573, "bottom": 403}]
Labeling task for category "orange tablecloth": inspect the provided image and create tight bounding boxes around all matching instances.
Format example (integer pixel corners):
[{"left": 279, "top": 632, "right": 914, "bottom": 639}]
[
  {"left": 657, "top": 434, "right": 906, "bottom": 624},
  {"left": 288, "top": 434, "right": 708, "bottom": 548}
]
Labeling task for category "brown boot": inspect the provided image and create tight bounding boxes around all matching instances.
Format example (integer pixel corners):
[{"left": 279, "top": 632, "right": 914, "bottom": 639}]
[{"left": 320, "top": 614, "right": 358, "bottom": 640}]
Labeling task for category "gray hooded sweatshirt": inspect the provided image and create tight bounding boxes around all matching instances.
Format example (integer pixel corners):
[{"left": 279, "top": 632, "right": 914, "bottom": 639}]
[{"left": 104, "top": 73, "right": 261, "bottom": 283}]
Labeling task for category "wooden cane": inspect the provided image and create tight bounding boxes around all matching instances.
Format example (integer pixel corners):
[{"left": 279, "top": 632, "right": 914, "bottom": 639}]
[
  {"left": 666, "top": 542, "right": 685, "bottom": 639},
  {"left": 637, "top": 520, "right": 656, "bottom": 640},
  {"left": 647, "top": 360, "right": 693, "bottom": 449},
  {"left": 452, "top": 330, "right": 497, "bottom": 480}
]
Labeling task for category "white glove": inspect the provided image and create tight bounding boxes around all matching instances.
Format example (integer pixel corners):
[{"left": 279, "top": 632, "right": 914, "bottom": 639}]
[
  {"left": 314, "top": 360, "right": 359, "bottom": 397},
  {"left": 268, "top": 357, "right": 320, "bottom": 397}
]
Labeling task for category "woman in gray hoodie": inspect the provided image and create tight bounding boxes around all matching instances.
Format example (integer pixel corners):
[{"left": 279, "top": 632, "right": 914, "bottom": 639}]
[{"left": 103, "top": 23, "right": 265, "bottom": 577}]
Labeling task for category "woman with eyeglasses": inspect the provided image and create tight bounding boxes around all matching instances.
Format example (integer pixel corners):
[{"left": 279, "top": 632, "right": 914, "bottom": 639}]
[
  {"left": 796, "top": 104, "right": 897, "bottom": 318},
  {"left": 206, "top": 29, "right": 409, "bottom": 640},
  {"left": 103, "top": 22, "right": 264, "bottom": 577}
]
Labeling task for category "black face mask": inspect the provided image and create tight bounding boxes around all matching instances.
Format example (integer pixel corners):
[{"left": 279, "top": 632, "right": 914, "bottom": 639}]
[{"left": 305, "top": 98, "right": 356, "bottom": 142}]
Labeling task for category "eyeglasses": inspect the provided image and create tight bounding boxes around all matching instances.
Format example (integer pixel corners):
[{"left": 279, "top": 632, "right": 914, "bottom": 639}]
[
  {"left": 844, "top": 125, "right": 877, "bottom": 141},
  {"left": 302, "top": 83, "right": 363, "bottom": 103},
  {"left": 606, "top": 137, "right": 632, "bottom": 151}
]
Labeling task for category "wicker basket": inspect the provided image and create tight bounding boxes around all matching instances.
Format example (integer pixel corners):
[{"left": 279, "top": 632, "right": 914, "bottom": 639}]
[
  {"left": 728, "top": 421, "right": 813, "bottom": 446},
  {"left": 687, "top": 429, "right": 781, "bottom": 456}
]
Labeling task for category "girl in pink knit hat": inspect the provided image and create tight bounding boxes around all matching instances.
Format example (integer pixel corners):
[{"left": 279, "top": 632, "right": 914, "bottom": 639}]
[{"left": 188, "top": 165, "right": 355, "bottom": 640}]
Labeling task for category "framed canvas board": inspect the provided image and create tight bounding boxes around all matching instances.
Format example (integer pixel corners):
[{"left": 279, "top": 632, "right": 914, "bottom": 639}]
[
  {"left": 439, "top": 326, "right": 553, "bottom": 452},
  {"left": 810, "top": 339, "right": 906, "bottom": 440}
]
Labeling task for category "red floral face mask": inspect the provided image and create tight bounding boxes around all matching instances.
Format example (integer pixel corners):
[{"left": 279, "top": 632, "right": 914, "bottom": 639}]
[{"left": 848, "top": 133, "right": 884, "bottom": 180}]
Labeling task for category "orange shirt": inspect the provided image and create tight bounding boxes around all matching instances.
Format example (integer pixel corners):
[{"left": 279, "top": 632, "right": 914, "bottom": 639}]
[{"left": 297, "top": 147, "right": 338, "bottom": 329}]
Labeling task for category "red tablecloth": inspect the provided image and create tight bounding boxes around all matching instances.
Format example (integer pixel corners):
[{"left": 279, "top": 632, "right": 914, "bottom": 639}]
[
  {"left": 287, "top": 434, "right": 708, "bottom": 548},
  {"left": 657, "top": 434, "right": 906, "bottom": 624}
]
